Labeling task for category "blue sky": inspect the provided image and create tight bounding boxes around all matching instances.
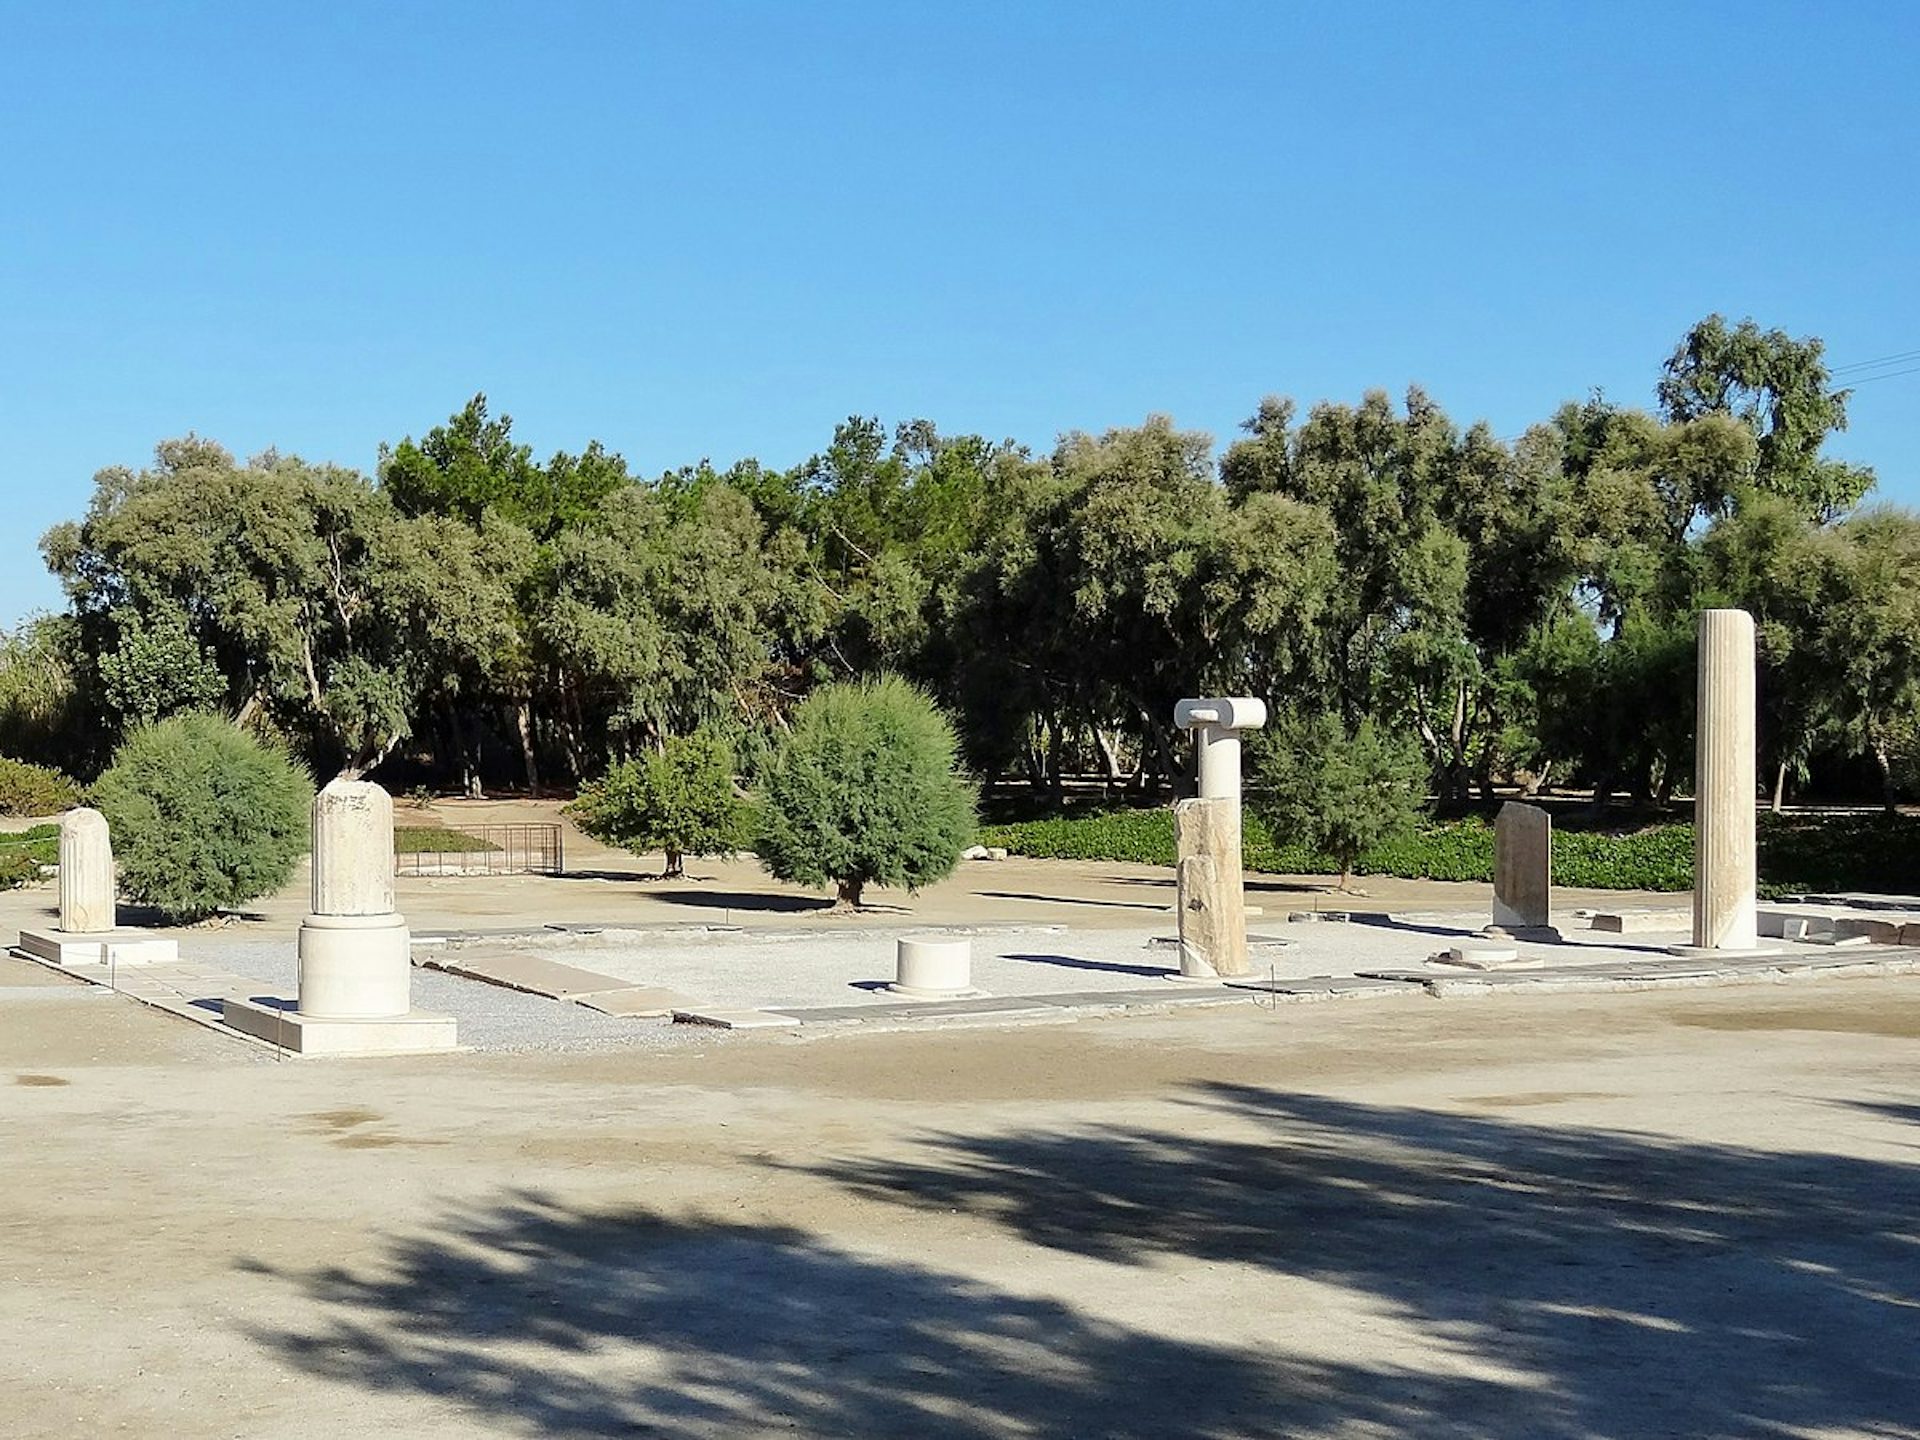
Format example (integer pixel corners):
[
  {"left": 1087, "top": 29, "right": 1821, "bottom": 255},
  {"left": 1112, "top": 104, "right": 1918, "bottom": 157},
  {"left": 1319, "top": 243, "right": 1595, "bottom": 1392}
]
[{"left": 3, "top": 1, "right": 1916, "bottom": 627}]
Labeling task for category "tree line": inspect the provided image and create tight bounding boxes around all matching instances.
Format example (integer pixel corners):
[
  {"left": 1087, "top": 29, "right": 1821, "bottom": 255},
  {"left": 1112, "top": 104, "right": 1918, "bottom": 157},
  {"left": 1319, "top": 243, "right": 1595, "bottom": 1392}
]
[{"left": 3, "top": 313, "right": 1915, "bottom": 813}]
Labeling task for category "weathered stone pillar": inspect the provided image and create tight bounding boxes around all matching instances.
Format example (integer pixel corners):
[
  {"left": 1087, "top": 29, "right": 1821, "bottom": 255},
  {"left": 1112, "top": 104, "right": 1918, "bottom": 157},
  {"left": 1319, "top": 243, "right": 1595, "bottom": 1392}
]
[
  {"left": 297, "top": 780, "right": 411, "bottom": 1018},
  {"left": 1693, "top": 608, "right": 1758, "bottom": 951},
  {"left": 1489, "top": 802, "right": 1553, "bottom": 937},
  {"left": 57, "top": 808, "right": 115, "bottom": 934},
  {"left": 225, "top": 778, "right": 455, "bottom": 1054},
  {"left": 1171, "top": 698, "right": 1267, "bottom": 978},
  {"left": 1174, "top": 797, "right": 1248, "bottom": 977}
]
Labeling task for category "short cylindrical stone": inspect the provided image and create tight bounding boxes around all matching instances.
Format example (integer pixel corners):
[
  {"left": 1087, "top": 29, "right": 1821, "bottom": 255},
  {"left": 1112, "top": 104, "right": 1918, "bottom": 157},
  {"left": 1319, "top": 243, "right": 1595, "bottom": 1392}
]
[
  {"left": 311, "top": 780, "right": 395, "bottom": 917},
  {"left": 892, "top": 936, "right": 972, "bottom": 997},
  {"left": 57, "top": 807, "right": 115, "bottom": 933},
  {"left": 1693, "top": 609, "right": 1758, "bottom": 950}
]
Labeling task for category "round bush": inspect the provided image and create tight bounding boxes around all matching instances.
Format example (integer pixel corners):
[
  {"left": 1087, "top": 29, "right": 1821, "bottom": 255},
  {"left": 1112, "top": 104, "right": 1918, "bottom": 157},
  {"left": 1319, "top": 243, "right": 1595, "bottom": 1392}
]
[
  {"left": 568, "top": 729, "right": 749, "bottom": 878},
  {"left": 0, "top": 756, "right": 81, "bottom": 817},
  {"left": 91, "top": 714, "right": 314, "bottom": 922},
  {"left": 756, "top": 677, "right": 975, "bottom": 908}
]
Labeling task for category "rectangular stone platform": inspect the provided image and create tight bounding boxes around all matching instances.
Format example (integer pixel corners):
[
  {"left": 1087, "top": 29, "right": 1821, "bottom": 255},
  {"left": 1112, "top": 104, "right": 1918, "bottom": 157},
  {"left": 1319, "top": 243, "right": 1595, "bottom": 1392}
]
[
  {"left": 222, "top": 997, "right": 459, "bottom": 1056},
  {"left": 16, "top": 929, "right": 179, "bottom": 966}
]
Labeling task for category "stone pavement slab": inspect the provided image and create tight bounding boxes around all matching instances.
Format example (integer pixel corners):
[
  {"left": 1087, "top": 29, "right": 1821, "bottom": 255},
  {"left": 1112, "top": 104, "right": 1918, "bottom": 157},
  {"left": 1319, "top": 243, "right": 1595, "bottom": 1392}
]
[
  {"left": 570, "top": 987, "right": 693, "bottom": 1018},
  {"left": 420, "top": 950, "right": 633, "bottom": 999}
]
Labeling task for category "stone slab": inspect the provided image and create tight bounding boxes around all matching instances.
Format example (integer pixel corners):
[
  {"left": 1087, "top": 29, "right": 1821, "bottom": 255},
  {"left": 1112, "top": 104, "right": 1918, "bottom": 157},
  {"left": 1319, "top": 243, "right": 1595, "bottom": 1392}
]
[
  {"left": 1589, "top": 912, "right": 1689, "bottom": 934},
  {"left": 1798, "top": 893, "right": 1920, "bottom": 912},
  {"left": 673, "top": 1008, "right": 805, "bottom": 1030},
  {"left": 1833, "top": 916, "right": 1911, "bottom": 944},
  {"left": 16, "top": 930, "right": 180, "bottom": 966},
  {"left": 420, "top": 951, "right": 631, "bottom": 999},
  {"left": 1432, "top": 947, "right": 1544, "bottom": 971},
  {"left": 222, "top": 997, "right": 459, "bottom": 1055},
  {"left": 568, "top": 987, "right": 693, "bottom": 1018}
]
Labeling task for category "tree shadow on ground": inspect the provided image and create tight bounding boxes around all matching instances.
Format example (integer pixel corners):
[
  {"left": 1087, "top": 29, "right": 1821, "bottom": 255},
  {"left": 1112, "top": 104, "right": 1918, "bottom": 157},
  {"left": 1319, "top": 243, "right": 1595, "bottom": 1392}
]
[
  {"left": 239, "top": 1192, "right": 1501, "bottom": 1437},
  {"left": 240, "top": 1090, "right": 1920, "bottom": 1437},
  {"left": 1000, "top": 951, "right": 1173, "bottom": 978},
  {"left": 805, "top": 1085, "right": 1920, "bottom": 1438}
]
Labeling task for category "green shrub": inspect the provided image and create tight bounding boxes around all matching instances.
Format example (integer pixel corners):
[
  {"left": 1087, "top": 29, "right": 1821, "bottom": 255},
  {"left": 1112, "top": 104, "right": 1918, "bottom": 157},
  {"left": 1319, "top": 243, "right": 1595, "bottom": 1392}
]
[
  {"left": 0, "top": 825, "right": 55, "bottom": 890},
  {"left": 1250, "top": 714, "right": 1427, "bottom": 889},
  {"left": 91, "top": 714, "right": 314, "bottom": 922},
  {"left": 0, "top": 757, "right": 80, "bottom": 817},
  {"left": 568, "top": 730, "right": 749, "bottom": 878},
  {"left": 755, "top": 677, "right": 976, "bottom": 908}
]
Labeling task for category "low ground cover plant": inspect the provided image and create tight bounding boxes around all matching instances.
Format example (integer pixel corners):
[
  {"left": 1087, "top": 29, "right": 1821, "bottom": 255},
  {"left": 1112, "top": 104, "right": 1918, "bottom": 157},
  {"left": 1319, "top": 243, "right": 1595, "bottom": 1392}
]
[{"left": 393, "top": 826, "right": 501, "bottom": 855}]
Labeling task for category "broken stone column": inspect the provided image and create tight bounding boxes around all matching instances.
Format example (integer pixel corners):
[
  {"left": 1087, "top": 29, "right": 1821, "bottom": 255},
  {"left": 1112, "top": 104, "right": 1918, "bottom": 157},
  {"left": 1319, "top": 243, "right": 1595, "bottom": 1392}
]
[
  {"left": 57, "top": 808, "right": 115, "bottom": 934},
  {"left": 16, "top": 808, "right": 177, "bottom": 965},
  {"left": 1692, "top": 609, "right": 1759, "bottom": 951},
  {"left": 1174, "top": 797, "right": 1248, "bottom": 978},
  {"left": 298, "top": 779, "right": 411, "bottom": 1018},
  {"left": 1488, "top": 802, "right": 1555, "bottom": 939},
  {"left": 1171, "top": 698, "right": 1267, "bottom": 978},
  {"left": 223, "top": 780, "right": 456, "bottom": 1055}
]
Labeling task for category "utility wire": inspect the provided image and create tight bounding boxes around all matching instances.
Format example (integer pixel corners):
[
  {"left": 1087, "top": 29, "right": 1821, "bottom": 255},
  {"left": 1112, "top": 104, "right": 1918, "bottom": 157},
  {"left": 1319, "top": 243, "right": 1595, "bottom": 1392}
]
[{"left": 1831, "top": 348, "right": 1920, "bottom": 374}]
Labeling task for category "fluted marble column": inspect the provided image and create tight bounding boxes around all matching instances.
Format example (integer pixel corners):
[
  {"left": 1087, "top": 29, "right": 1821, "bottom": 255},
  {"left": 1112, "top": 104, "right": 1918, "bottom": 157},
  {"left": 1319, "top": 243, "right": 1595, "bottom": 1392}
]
[
  {"left": 57, "top": 808, "right": 115, "bottom": 933},
  {"left": 1693, "top": 609, "right": 1758, "bottom": 950},
  {"left": 297, "top": 780, "right": 412, "bottom": 1018}
]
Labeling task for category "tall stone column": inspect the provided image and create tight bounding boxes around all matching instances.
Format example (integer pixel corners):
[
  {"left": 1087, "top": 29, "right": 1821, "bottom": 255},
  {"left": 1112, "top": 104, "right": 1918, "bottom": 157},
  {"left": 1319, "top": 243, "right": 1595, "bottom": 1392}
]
[
  {"left": 297, "top": 780, "right": 412, "bottom": 1018},
  {"left": 1171, "top": 698, "right": 1267, "bottom": 978},
  {"left": 57, "top": 808, "right": 116, "bottom": 934},
  {"left": 1693, "top": 609, "right": 1758, "bottom": 951}
]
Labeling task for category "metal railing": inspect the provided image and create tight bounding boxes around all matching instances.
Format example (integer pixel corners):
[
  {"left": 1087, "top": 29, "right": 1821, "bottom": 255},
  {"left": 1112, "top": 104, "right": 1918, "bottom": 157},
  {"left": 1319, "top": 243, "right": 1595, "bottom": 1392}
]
[{"left": 393, "top": 823, "right": 565, "bottom": 877}]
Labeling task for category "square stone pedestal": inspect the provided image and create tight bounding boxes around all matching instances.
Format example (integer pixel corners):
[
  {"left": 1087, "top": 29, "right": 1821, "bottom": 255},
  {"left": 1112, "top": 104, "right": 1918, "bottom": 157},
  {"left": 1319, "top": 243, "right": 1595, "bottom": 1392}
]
[
  {"left": 16, "top": 929, "right": 179, "bottom": 967},
  {"left": 222, "top": 997, "right": 458, "bottom": 1056}
]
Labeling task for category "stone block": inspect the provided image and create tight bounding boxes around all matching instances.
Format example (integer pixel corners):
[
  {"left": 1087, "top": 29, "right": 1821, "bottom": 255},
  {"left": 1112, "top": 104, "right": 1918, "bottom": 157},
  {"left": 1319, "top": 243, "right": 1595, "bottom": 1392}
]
[
  {"left": 16, "top": 929, "right": 179, "bottom": 967},
  {"left": 1833, "top": 916, "right": 1905, "bottom": 945},
  {"left": 1590, "top": 912, "right": 1687, "bottom": 934},
  {"left": 222, "top": 997, "right": 458, "bottom": 1056},
  {"left": 1757, "top": 910, "right": 1822, "bottom": 941}
]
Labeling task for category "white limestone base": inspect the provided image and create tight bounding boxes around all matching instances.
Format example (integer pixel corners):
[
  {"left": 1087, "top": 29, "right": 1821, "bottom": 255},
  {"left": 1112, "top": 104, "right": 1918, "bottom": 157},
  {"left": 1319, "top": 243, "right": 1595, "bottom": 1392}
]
[
  {"left": 887, "top": 936, "right": 982, "bottom": 1000},
  {"left": 296, "top": 912, "right": 412, "bottom": 1017},
  {"left": 221, "top": 997, "right": 458, "bottom": 1056},
  {"left": 16, "top": 929, "right": 179, "bottom": 967}
]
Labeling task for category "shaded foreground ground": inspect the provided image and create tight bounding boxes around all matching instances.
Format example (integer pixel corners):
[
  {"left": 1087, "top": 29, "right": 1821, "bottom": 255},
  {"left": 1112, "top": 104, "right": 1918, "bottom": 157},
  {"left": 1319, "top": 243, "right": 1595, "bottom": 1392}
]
[{"left": 4, "top": 958, "right": 1919, "bottom": 1438}]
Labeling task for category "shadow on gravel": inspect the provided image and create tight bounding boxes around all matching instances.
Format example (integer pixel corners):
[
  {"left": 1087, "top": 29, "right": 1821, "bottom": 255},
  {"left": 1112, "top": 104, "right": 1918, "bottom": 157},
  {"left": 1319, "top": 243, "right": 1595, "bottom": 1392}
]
[{"left": 240, "top": 1089, "right": 1920, "bottom": 1437}]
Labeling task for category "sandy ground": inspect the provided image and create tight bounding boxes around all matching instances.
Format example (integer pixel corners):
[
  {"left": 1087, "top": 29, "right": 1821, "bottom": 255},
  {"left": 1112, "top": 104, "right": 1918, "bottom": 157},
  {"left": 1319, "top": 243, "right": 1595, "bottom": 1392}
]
[{"left": 4, "top": 948, "right": 1918, "bottom": 1438}]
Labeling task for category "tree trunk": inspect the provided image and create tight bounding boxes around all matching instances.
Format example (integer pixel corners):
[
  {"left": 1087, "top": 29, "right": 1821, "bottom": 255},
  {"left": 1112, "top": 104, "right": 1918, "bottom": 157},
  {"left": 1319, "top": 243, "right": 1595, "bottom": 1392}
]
[
  {"left": 836, "top": 876, "right": 864, "bottom": 909},
  {"left": 514, "top": 700, "right": 541, "bottom": 797},
  {"left": 1873, "top": 740, "right": 1898, "bottom": 815},
  {"left": 663, "top": 846, "right": 684, "bottom": 879},
  {"left": 1771, "top": 760, "right": 1787, "bottom": 815}
]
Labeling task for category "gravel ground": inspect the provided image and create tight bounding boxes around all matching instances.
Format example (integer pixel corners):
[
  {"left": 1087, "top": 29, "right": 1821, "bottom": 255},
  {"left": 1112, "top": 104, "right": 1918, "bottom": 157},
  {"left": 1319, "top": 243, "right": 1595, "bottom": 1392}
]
[
  {"left": 193, "top": 938, "right": 720, "bottom": 1054},
  {"left": 502, "top": 909, "right": 1698, "bottom": 1013}
]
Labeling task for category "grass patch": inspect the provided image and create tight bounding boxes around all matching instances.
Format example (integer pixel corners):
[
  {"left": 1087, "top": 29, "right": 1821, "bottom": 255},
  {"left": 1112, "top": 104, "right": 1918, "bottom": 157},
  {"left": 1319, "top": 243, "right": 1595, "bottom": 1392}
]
[
  {"left": 979, "top": 806, "right": 1920, "bottom": 895},
  {"left": 394, "top": 826, "right": 501, "bottom": 855},
  {"left": 0, "top": 823, "right": 57, "bottom": 889}
]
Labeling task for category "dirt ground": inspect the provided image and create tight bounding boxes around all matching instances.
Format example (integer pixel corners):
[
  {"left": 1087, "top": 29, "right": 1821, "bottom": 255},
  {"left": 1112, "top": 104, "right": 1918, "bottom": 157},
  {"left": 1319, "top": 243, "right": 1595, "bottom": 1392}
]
[{"left": 4, "top": 949, "right": 1918, "bottom": 1438}]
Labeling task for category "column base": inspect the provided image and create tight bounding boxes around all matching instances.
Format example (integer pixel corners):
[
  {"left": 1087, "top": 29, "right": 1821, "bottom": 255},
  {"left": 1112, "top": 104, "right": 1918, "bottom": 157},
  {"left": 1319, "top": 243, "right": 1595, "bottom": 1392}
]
[
  {"left": 222, "top": 997, "right": 458, "bottom": 1056},
  {"left": 16, "top": 929, "right": 179, "bottom": 966},
  {"left": 1664, "top": 944, "right": 1788, "bottom": 960}
]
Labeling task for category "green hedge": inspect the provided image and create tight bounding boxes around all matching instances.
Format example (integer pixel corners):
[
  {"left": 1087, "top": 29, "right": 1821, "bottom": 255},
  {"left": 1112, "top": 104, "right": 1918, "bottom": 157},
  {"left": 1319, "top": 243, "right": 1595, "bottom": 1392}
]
[
  {"left": 394, "top": 826, "right": 501, "bottom": 855},
  {"left": 978, "top": 808, "right": 1920, "bottom": 895}
]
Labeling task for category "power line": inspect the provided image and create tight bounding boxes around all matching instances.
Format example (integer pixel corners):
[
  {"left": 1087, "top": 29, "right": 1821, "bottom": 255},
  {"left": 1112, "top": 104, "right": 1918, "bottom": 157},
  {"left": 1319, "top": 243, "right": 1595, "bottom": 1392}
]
[
  {"left": 1843, "top": 362, "right": 1920, "bottom": 387},
  {"left": 1831, "top": 348, "right": 1920, "bottom": 374}
]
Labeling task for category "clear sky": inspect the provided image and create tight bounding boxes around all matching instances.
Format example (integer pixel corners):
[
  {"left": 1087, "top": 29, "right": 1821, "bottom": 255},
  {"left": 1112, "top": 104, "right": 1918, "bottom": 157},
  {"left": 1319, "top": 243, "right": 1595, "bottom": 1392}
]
[{"left": 3, "top": 1, "right": 1916, "bottom": 628}]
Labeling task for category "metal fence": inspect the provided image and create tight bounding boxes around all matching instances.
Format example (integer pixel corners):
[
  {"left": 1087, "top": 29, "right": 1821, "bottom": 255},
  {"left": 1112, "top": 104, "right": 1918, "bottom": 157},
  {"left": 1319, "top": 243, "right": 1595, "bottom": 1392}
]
[{"left": 394, "top": 823, "right": 566, "bottom": 877}]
